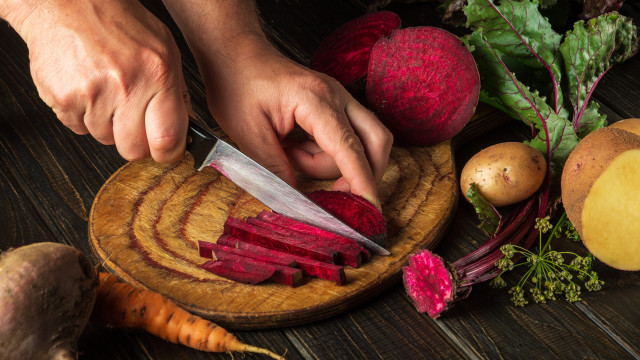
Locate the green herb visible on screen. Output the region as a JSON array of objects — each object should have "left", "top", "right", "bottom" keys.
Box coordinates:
[
  {"left": 490, "top": 213, "right": 604, "bottom": 306},
  {"left": 466, "top": 183, "right": 501, "bottom": 235}
]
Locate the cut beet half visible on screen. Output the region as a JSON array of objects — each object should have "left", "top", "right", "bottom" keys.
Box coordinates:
[
  {"left": 224, "top": 217, "right": 340, "bottom": 264},
  {"left": 217, "top": 235, "right": 346, "bottom": 285},
  {"left": 310, "top": 11, "right": 401, "bottom": 86},
  {"left": 252, "top": 211, "right": 369, "bottom": 266},
  {"left": 365, "top": 26, "right": 480, "bottom": 147},
  {"left": 306, "top": 190, "right": 387, "bottom": 247}
]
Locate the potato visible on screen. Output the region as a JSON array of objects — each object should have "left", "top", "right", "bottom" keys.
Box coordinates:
[
  {"left": 609, "top": 118, "right": 640, "bottom": 136},
  {"left": 460, "top": 142, "right": 546, "bottom": 207},
  {"left": 561, "top": 127, "right": 640, "bottom": 270}
]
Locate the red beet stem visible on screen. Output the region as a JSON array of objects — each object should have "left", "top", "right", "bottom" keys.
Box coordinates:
[
  {"left": 452, "top": 196, "right": 537, "bottom": 268},
  {"left": 224, "top": 217, "right": 340, "bottom": 264},
  {"left": 217, "top": 235, "right": 346, "bottom": 285},
  {"left": 458, "top": 209, "right": 537, "bottom": 285}
]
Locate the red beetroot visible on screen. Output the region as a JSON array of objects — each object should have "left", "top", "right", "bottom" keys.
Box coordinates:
[
  {"left": 403, "top": 196, "right": 539, "bottom": 318},
  {"left": 201, "top": 246, "right": 304, "bottom": 287},
  {"left": 365, "top": 26, "right": 480, "bottom": 146},
  {"left": 256, "top": 210, "right": 370, "bottom": 262},
  {"left": 224, "top": 217, "right": 339, "bottom": 264},
  {"left": 306, "top": 190, "right": 387, "bottom": 247},
  {"left": 246, "top": 215, "right": 363, "bottom": 268},
  {"left": 199, "top": 239, "right": 297, "bottom": 267},
  {"left": 403, "top": 250, "right": 456, "bottom": 318},
  {"left": 202, "top": 260, "right": 275, "bottom": 285},
  {"left": 217, "top": 236, "right": 346, "bottom": 285},
  {"left": 310, "top": 11, "right": 402, "bottom": 86}
]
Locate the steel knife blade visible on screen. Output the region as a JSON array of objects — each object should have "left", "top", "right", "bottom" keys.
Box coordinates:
[{"left": 185, "top": 118, "right": 390, "bottom": 256}]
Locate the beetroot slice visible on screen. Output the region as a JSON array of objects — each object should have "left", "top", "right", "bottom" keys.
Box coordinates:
[
  {"left": 224, "top": 217, "right": 340, "bottom": 264},
  {"left": 246, "top": 215, "right": 363, "bottom": 268},
  {"left": 403, "top": 249, "right": 456, "bottom": 318},
  {"left": 310, "top": 11, "right": 401, "bottom": 86},
  {"left": 306, "top": 190, "right": 387, "bottom": 247},
  {"left": 365, "top": 26, "right": 480, "bottom": 146},
  {"left": 256, "top": 210, "right": 370, "bottom": 262},
  {"left": 217, "top": 236, "right": 346, "bottom": 285},
  {"left": 200, "top": 244, "right": 304, "bottom": 287},
  {"left": 198, "top": 239, "right": 297, "bottom": 267},
  {"left": 202, "top": 260, "right": 275, "bottom": 284}
]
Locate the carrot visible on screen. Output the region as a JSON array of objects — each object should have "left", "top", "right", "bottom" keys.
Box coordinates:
[{"left": 90, "top": 272, "right": 285, "bottom": 359}]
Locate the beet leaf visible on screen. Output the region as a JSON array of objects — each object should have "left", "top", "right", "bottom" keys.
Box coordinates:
[
  {"left": 464, "top": 0, "right": 638, "bottom": 176},
  {"left": 560, "top": 12, "right": 638, "bottom": 136}
]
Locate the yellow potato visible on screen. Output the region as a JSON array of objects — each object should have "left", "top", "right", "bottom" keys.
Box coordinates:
[
  {"left": 609, "top": 118, "right": 640, "bottom": 136},
  {"left": 460, "top": 142, "right": 546, "bottom": 207},
  {"left": 561, "top": 127, "right": 640, "bottom": 270}
]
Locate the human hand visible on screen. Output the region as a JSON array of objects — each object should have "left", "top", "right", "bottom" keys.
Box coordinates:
[
  {"left": 6, "top": 0, "right": 190, "bottom": 163},
  {"left": 200, "top": 37, "right": 393, "bottom": 208}
]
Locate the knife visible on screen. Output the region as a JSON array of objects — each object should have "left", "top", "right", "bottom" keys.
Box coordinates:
[{"left": 185, "top": 118, "right": 390, "bottom": 256}]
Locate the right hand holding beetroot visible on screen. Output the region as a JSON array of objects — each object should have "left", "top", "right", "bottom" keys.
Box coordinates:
[{"left": 3, "top": 0, "right": 190, "bottom": 163}]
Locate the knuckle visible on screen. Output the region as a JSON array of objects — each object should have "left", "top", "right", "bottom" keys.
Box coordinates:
[
  {"left": 339, "top": 129, "right": 364, "bottom": 153},
  {"left": 142, "top": 46, "right": 175, "bottom": 86},
  {"left": 301, "top": 75, "right": 334, "bottom": 97}
]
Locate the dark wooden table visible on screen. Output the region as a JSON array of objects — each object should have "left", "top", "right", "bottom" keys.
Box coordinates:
[{"left": 2, "top": 1, "right": 639, "bottom": 359}]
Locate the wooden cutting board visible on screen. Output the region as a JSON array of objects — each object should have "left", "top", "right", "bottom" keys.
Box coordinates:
[{"left": 89, "top": 137, "right": 458, "bottom": 330}]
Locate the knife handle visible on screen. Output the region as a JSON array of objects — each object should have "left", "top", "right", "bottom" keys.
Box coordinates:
[{"left": 186, "top": 118, "right": 219, "bottom": 170}]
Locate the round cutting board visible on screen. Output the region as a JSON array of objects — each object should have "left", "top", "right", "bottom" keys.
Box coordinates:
[{"left": 89, "top": 141, "right": 458, "bottom": 329}]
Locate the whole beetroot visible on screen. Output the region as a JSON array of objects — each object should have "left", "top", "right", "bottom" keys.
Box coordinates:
[
  {"left": 366, "top": 26, "right": 480, "bottom": 146},
  {"left": 0, "top": 242, "right": 98, "bottom": 360}
]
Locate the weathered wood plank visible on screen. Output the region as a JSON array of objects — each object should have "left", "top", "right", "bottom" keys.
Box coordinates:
[{"left": 283, "top": 289, "right": 467, "bottom": 360}]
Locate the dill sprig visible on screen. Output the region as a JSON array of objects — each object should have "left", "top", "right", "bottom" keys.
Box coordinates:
[{"left": 490, "top": 213, "right": 604, "bottom": 306}]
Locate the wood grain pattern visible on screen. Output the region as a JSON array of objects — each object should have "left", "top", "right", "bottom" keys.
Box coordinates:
[{"left": 89, "top": 140, "right": 458, "bottom": 329}]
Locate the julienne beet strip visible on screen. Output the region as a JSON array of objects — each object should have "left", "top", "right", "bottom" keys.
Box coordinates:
[
  {"left": 201, "top": 260, "right": 275, "bottom": 285},
  {"left": 245, "top": 216, "right": 363, "bottom": 268},
  {"left": 224, "top": 217, "right": 340, "bottom": 264},
  {"left": 198, "top": 239, "right": 297, "bottom": 267},
  {"left": 200, "top": 244, "right": 304, "bottom": 287},
  {"left": 216, "top": 235, "right": 346, "bottom": 285},
  {"left": 256, "top": 210, "right": 371, "bottom": 262}
]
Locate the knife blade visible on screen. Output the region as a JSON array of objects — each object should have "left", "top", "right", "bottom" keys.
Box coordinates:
[{"left": 185, "top": 118, "right": 390, "bottom": 256}]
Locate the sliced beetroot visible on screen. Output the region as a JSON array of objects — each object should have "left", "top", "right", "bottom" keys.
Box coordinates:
[
  {"left": 198, "top": 239, "right": 297, "bottom": 267},
  {"left": 217, "top": 236, "right": 346, "bottom": 285},
  {"left": 254, "top": 210, "right": 370, "bottom": 263},
  {"left": 306, "top": 190, "right": 387, "bottom": 247},
  {"left": 202, "top": 259, "right": 276, "bottom": 285},
  {"left": 201, "top": 246, "right": 304, "bottom": 287},
  {"left": 402, "top": 249, "right": 456, "bottom": 318},
  {"left": 310, "top": 11, "right": 401, "bottom": 86},
  {"left": 224, "top": 217, "right": 339, "bottom": 264},
  {"left": 365, "top": 26, "right": 480, "bottom": 146}
]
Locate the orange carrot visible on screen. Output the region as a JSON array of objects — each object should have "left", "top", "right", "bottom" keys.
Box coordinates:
[{"left": 91, "top": 272, "right": 285, "bottom": 359}]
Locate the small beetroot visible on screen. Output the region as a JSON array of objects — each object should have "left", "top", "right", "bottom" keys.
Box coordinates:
[
  {"left": 366, "top": 26, "right": 480, "bottom": 146},
  {"left": 310, "top": 11, "right": 402, "bottom": 86}
]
